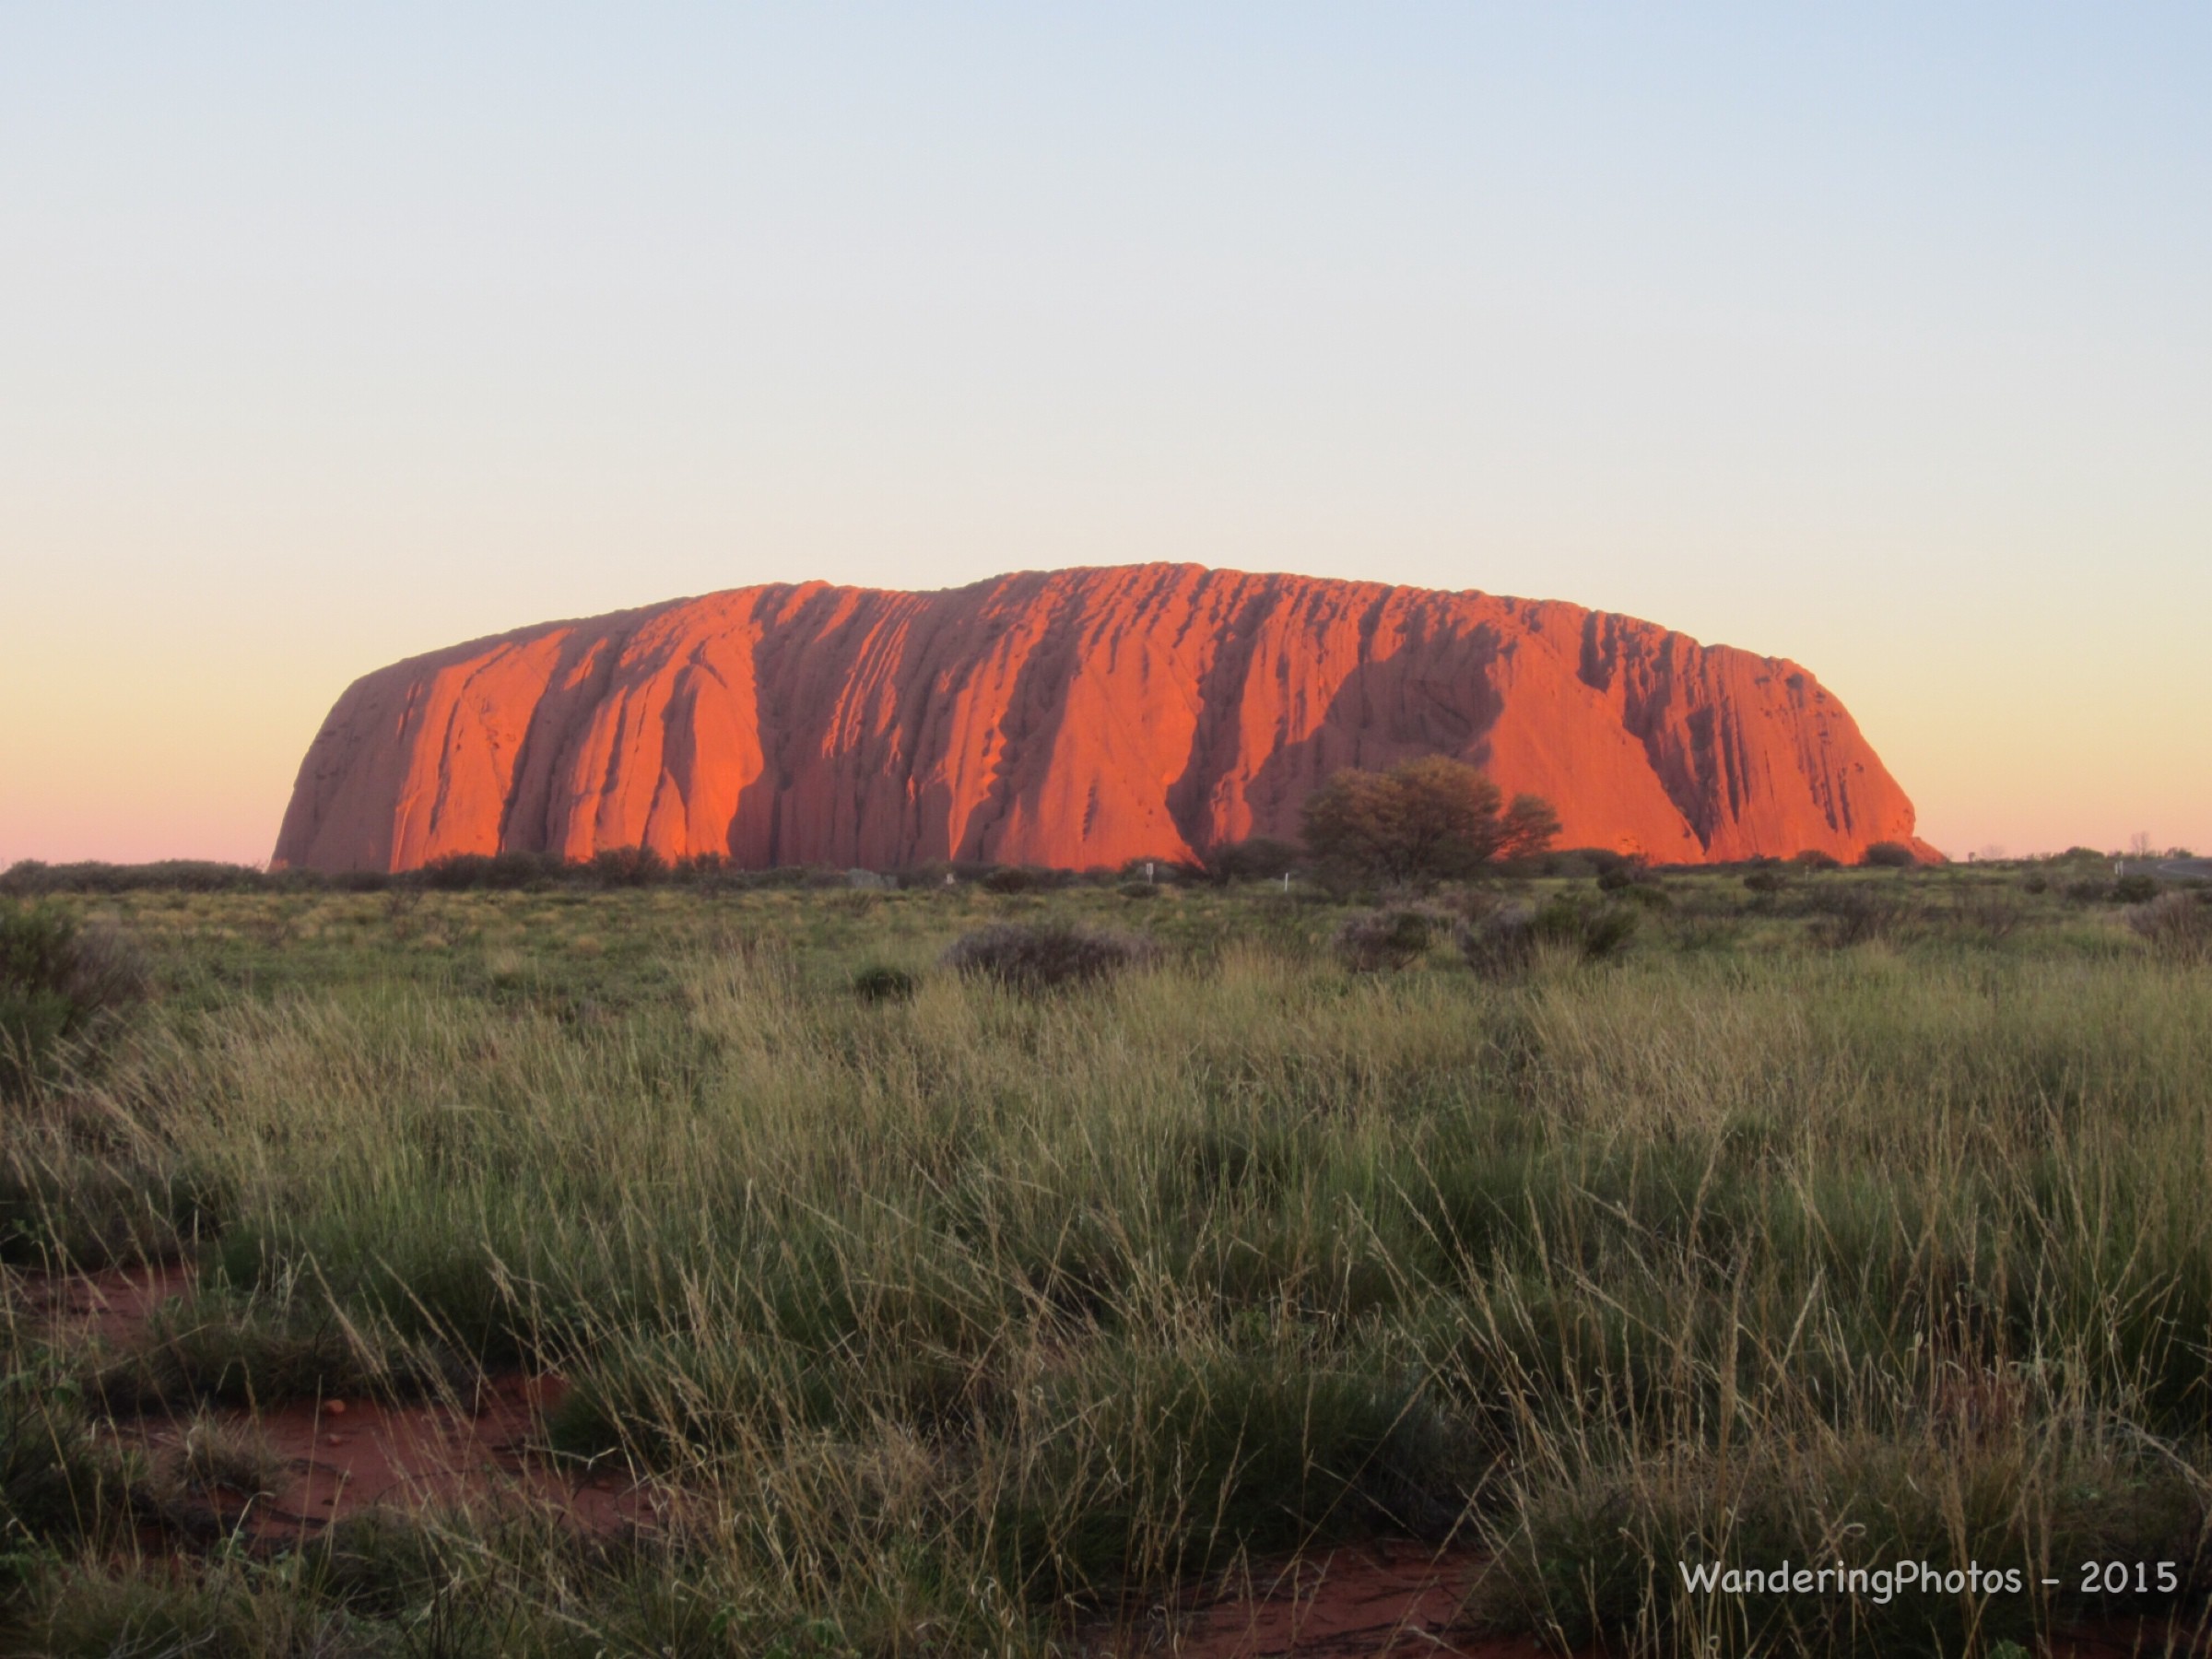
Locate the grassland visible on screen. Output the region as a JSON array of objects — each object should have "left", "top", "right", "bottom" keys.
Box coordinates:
[{"left": 3, "top": 859, "right": 2209, "bottom": 1656}]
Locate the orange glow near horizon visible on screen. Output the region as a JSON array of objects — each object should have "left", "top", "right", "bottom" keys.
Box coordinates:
[{"left": 5, "top": 551, "right": 2206, "bottom": 869}]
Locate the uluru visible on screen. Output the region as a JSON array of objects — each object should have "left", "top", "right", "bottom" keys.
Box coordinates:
[{"left": 272, "top": 563, "right": 1929, "bottom": 873}]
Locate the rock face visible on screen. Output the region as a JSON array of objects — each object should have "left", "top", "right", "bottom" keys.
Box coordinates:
[{"left": 274, "top": 564, "right": 1931, "bottom": 872}]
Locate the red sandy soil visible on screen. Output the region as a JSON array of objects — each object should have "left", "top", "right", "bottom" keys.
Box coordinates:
[
  {"left": 15, "top": 1262, "right": 655, "bottom": 1540},
  {"left": 20, "top": 1258, "right": 198, "bottom": 1347},
  {"left": 272, "top": 563, "right": 1933, "bottom": 875},
  {"left": 120, "top": 1371, "right": 654, "bottom": 1544}
]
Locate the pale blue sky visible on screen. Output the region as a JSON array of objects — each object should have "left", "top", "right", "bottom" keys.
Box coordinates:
[{"left": 5, "top": 6, "right": 2207, "bottom": 859}]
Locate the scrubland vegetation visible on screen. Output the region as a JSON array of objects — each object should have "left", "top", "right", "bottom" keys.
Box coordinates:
[{"left": 3, "top": 853, "right": 2210, "bottom": 1656}]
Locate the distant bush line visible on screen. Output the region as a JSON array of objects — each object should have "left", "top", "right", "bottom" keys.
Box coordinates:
[{"left": 5, "top": 842, "right": 2193, "bottom": 900}]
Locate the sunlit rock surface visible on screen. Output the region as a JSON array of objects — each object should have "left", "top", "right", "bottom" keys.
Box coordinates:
[{"left": 274, "top": 564, "right": 1931, "bottom": 872}]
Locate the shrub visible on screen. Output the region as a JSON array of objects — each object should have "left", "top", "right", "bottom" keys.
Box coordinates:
[
  {"left": 942, "top": 923, "right": 1156, "bottom": 992},
  {"left": 1457, "top": 904, "right": 1536, "bottom": 977},
  {"left": 1202, "top": 837, "right": 1306, "bottom": 885},
  {"left": 1810, "top": 887, "right": 1914, "bottom": 947},
  {"left": 1332, "top": 907, "right": 1443, "bottom": 973},
  {"left": 851, "top": 965, "right": 920, "bottom": 1004},
  {"left": 413, "top": 850, "right": 568, "bottom": 889},
  {"left": 1791, "top": 849, "right": 1841, "bottom": 871},
  {"left": 1860, "top": 841, "right": 1917, "bottom": 868},
  {"left": 1, "top": 859, "right": 271, "bottom": 897},
  {"left": 0, "top": 905, "right": 147, "bottom": 1097},
  {"left": 590, "top": 846, "right": 669, "bottom": 887},
  {"left": 2022, "top": 872, "right": 2049, "bottom": 894},
  {"left": 2128, "top": 891, "right": 2212, "bottom": 966},
  {"left": 1743, "top": 869, "right": 1786, "bottom": 894},
  {"left": 2113, "top": 873, "right": 2160, "bottom": 904},
  {"left": 982, "top": 866, "right": 1042, "bottom": 894},
  {"left": 413, "top": 853, "right": 492, "bottom": 890},
  {"left": 1116, "top": 880, "right": 1159, "bottom": 900},
  {"left": 1942, "top": 888, "right": 2023, "bottom": 943},
  {"left": 1594, "top": 860, "right": 1657, "bottom": 893},
  {"left": 1570, "top": 900, "right": 1643, "bottom": 961},
  {"left": 1455, "top": 895, "right": 1640, "bottom": 977}
]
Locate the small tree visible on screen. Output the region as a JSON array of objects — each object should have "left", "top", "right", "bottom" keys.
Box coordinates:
[{"left": 1301, "top": 757, "right": 1558, "bottom": 888}]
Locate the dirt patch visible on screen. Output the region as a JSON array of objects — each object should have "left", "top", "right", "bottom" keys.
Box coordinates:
[
  {"left": 119, "top": 1372, "right": 657, "bottom": 1542},
  {"left": 14, "top": 1259, "right": 198, "bottom": 1347},
  {"left": 21, "top": 1263, "right": 656, "bottom": 1539}
]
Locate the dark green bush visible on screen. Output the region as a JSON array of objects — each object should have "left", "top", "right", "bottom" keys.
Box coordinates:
[
  {"left": 588, "top": 846, "right": 669, "bottom": 887},
  {"left": 1810, "top": 887, "right": 1914, "bottom": 948},
  {"left": 982, "top": 866, "right": 1042, "bottom": 894},
  {"left": 1202, "top": 836, "right": 1306, "bottom": 885},
  {"left": 943, "top": 923, "right": 1157, "bottom": 992},
  {"left": 1571, "top": 900, "right": 1643, "bottom": 960},
  {"left": 0, "top": 906, "right": 147, "bottom": 1097},
  {"left": 1860, "top": 841, "right": 1916, "bottom": 868},
  {"left": 1455, "top": 895, "right": 1640, "bottom": 976},
  {"left": 1333, "top": 907, "right": 1442, "bottom": 973},
  {"left": 1940, "top": 888, "right": 2023, "bottom": 943},
  {"left": 2113, "top": 873, "right": 2160, "bottom": 904},
  {"left": 0, "top": 860, "right": 267, "bottom": 897},
  {"left": 414, "top": 850, "right": 569, "bottom": 889},
  {"left": 1743, "top": 869, "right": 1786, "bottom": 894},
  {"left": 1791, "top": 849, "right": 1841, "bottom": 870},
  {"left": 851, "top": 964, "right": 920, "bottom": 1004}
]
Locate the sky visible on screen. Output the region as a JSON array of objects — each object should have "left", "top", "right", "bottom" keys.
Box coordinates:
[{"left": 4, "top": 5, "right": 2207, "bottom": 865}]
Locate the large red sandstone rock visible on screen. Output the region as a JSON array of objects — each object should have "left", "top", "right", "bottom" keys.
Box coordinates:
[{"left": 273, "top": 564, "right": 1932, "bottom": 872}]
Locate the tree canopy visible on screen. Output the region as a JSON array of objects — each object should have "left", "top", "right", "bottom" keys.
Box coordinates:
[{"left": 1300, "top": 757, "right": 1559, "bottom": 886}]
